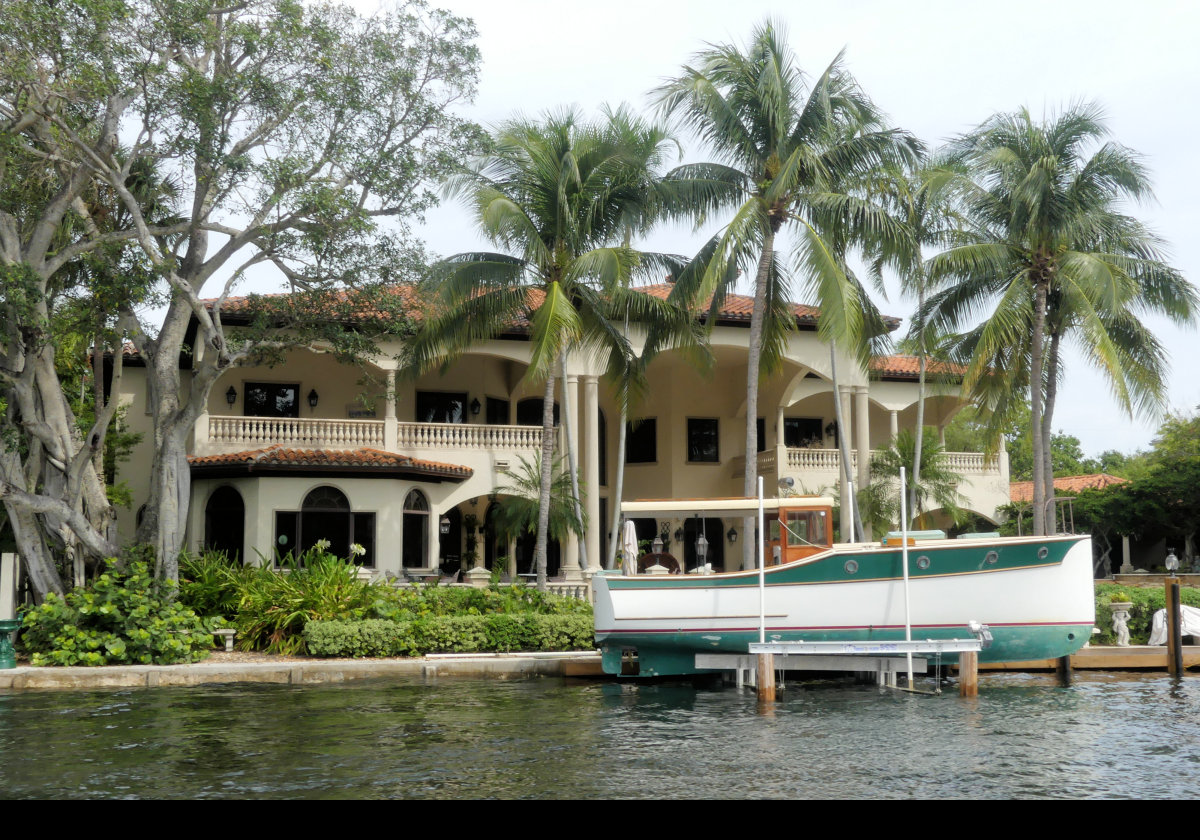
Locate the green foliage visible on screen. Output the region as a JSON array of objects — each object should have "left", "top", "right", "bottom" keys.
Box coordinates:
[
  {"left": 180, "top": 547, "right": 379, "bottom": 655},
  {"left": 1093, "top": 583, "right": 1200, "bottom": 646},
  {"left": 19, "top": 560, "right": 216, "bottom": 666},
  {"left": 859, "top": 430, "right": 965, "bottom": 532},
  {"left": 490, "top": 454, "right": 584, "bottom": 544},
  {"left": 177, "top": 549, "right": 591, "bottom": 655},
  {"left": 304, "top": 614, "right": 594, "bottom": 658}
]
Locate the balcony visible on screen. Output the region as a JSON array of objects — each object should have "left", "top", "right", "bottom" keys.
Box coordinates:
[{"left": 197, "top": 416, "right": 544, "bottom": 457}]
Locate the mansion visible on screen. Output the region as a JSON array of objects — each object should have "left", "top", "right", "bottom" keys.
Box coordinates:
[{"left": 113, "top": 285, "right": 1011, "bottom": 581}]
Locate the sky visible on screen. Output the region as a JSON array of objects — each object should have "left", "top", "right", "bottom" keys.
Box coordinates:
[{"left": 343, "top": 0, "right": 1200, "bottom": 458}]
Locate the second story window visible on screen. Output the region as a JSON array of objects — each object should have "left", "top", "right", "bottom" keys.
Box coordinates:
[
  {"left": 245, "top": 383, "right": 299, "bottom": 418},
  {"left": 688, "top": 418, "right": 719, "bottom": 463},
  {"left": 626, "top": 418, "right": 656, "bottom": 464},
  {"left": 416, "top": 391, "right": 467, "bottom": 424}
]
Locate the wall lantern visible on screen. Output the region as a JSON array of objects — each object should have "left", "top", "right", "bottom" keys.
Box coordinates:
[
  {"left": 470, "top": 397, "right": 481, "bottom": 416},
  {"left": 439, "top": 516, "right": 451, "bottom": 535},
  {"left": 727, "top": 526, "right": 738, "bottom": 544},
  {"left": 225, "top": 386, "right": 237, "bottom": 406},
  {"left": 651, "top": 535, "right": 663, "bottom": 554},
  {"left": 674, "top": 527, "right": 683, "bottom": 543},
  {"left": 307, "top": 389, "right": 319, "bottom": 409}
]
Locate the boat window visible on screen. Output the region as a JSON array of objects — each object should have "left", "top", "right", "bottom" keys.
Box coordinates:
[{"left": 784, "top": 509, "right": 829, "bottom": 547}]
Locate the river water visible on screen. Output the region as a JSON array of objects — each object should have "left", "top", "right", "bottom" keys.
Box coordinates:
[{"left": 1, "top": 672, "right": 1197, "bottom": 799}]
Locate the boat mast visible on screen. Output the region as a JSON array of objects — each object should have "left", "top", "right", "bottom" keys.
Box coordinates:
[
  {"left": 758, "top": 476, "right": 766, "bottom": 645},
  {"left": 900, "top": 467, "right": 914, "bottom": 686}
]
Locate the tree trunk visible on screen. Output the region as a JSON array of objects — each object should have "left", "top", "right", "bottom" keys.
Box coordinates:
[
  {"left": 533, "top": 366, "right": 558, "bottom": 590},
  {"left": 742, "top": 233, "right": 775, "bottom": 570},
  {"left": 830, "top": 344, "right": 865, "bottom": 541},
  {"left": 1030, "top": 279, "right": 1049, "bottom": 536},
  {"left": 607, "top": 399, "right": 628, "bottom": 570},
  {"left": 1041, "top": 328, "right": 1062, "bottom": 535},
  {"left": 558, "top": 354, "right": 587, "bottom": 570},
  {"left": 910, "top": 279, "right": 926, "bottom": 527}
]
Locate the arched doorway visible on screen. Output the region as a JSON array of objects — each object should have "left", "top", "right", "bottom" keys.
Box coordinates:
[
  {"left": 483, "top": 502, "right": 502, "bottom": 570},
  {"left": 438, "top": 506, "right": 462, "bottom": 573},
  {"left": 301, "top": 485, "right": 352, "bottom": 558},
  {"left": 204, "top": 486, "right": 244, "bottom": 562},
  {"left": 681, "top": 517, "right": 726, "bottom": 572},
  {"left": 402, "top": 489, "right": 429, "bottom": 569}
]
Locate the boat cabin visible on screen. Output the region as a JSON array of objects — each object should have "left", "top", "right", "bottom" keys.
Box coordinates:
[{"left": 620, "top": 496, "right": 835, "bottom": 573}]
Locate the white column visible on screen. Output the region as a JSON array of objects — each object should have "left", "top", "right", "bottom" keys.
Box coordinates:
[
  {"left": 838, "top": 385, "right": 853, "bottom": 541},
  {"left": 563, "top": 374, "right": 582, "bottom": 580},
  {"left": 583, "top": 375, "right": 601, "bottom": 573},
  {"left": 889, "top": 410, "right": 899, "bottom": 441},
  {"left": 854, "top": 386, "right": 871, "bottom": 540},
  {"left": 384, "top": 370, "right": 398, "bottom": 451}
]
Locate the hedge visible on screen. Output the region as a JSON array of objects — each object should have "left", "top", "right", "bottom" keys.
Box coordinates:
[{"left": 304, "top": 614, "right": 594, "bottom": 657}]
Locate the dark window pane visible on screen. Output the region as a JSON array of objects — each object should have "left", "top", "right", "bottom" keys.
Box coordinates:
[
  {"left": 626, "top": 418, "right": 656, "bottom": 463},
  {"left": 516, "top": 398, "right": 559, "bottom": 426},
  {"left": 416, "top": 391, "right": 467, "bottom": 424},
  {"left": 756, "top": 417, "right": 766, "bottom": 452},
  {"left": 598, "top": 410, "right": 607, "bottom": 485},
  {"left": 274, "top": 511, "right": 298, "bottom": 564},
  {"left": 352, "top": 512, "right": 376, "bottom": 567},
  {"left": 486, "top": 397, "right": 509, "bottom": 425},
  {"left": 687, "top": 418, "right": 719, "bottom": 463},
  {"left": 784, "top": 417, "right": 824, "bottom": 448},
  {"left": 245, "top": 383, "right": 299, "bottom": 418}
]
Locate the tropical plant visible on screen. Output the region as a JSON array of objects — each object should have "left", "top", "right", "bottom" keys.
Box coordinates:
[
  {"left": 924, "top": 103, "right": 1197, "bottom": 535},
  {"left": 654, "top": 20, "right": 916, "bottom": 559},
  {"left": 488, "top": 454, "right": 584, "bottom": 555},
  {"left": 407, "top": 106, "right": 694, "bottom": 588},
  {"left": 858, "top": 430, "right": 966, "bottom": 534}
]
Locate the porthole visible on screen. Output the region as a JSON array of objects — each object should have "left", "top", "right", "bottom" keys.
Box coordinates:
[
  {"left": 916, "top": 555, "right": 931, "bottom": 570},
  {"left": 985, "top": 550, "right": 999, "bottom": 565},
  {"left": 844, "top": 559, "right": 859, "bottom": 575},
  {"left": 1038, "top": 547, "right": 1049, "bottom": 560}
]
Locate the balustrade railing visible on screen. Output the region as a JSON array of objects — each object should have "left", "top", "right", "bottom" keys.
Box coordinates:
[
  {"left": 395, "top": 422, "right": 542, "bottom": 450},
  {"left": 785, "top": 447, "right": 854, "bottom": 471},
  {"left": 208, "top": 416, "right": 384, "bottom": 448}
]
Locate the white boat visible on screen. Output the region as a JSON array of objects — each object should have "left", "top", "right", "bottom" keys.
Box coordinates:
[{"left": 593, "top": 496, "right": 1095, "bottom": 677}]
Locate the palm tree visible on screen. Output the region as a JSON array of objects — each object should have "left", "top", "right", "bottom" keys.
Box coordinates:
[
  {"left": 490, "top": 454, "right": 583, "bottom": 572},
  {"left": 859, "top": 430, "right": 966, "bottom": 534},
  {"left": 866, "top": 158, "right": 961, "bottom": 519},
  {"left": 925, "top": 104, "right": 1196, "bottom": 535},
  {"left": 655, "top": 21, "right": 915, "bottom": 560},
  {"left": 407, "top": 107, "right": 691, "bottom": 588}
]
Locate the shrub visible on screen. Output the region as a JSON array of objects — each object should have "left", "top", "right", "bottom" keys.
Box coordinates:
[
  {"left": 304, "top": 614, "right": 594, "bottom": 657},
  {"left": 1093, "top": 583, "right": 1200, "bottom": 645},
  {"left": 20, "top": 560, "right": 217, "bottom": 666}
]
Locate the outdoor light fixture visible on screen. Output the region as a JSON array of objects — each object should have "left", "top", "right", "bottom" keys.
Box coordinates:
[
  {"left": 307, "top": 389, "right": 319, "bottom": 409},
  {"left": 439, "top": 516, "right": 451, "bottom": 535},
  {"left": 674, "top": 527, "right": 683, "bottom": 543},
  {"left": 225, "top": 386, "right": 237, "bottom": 405},
  {"left": 1167, "top": 547, "right": 1179, "bottom": 573},
  {"left": 727, "top": 526, "right": 738, "bottom": 543},
  {"left": 652, "top": 535, "right": 663, "bottom": 554},
  {"left": 696, "top": 532, "right": 709, "bottom": 563},
  {"left": 470, "top": 397, "right": 481, "bottom": 416}
]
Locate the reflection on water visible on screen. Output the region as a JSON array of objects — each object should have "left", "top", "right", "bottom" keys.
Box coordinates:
[{"left": 1, "top": 672, "right": 1198, "bottom": 799}]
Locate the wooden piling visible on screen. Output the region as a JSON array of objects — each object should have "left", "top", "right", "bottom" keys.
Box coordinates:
[
  {"left": 1056, "top": 654, "right": 1073, "bottom": 686},
  {"left": 1166, "top": 577, "right": 1183, "bottom": 677},
  {"left": 756, "top": 653, "right": 776, "bottom": 702},
  {"left": 958, "top": 651, "right": 978, "bottom": 698}
]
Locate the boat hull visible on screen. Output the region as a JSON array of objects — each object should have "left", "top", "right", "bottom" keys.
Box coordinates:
[{"left": 594, "top": 534, "right": 1095, "bottom": 677}]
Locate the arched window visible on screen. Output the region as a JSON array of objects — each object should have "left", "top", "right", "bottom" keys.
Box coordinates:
[
  {"left": 204, "top": 486, "right": 245, "bottom": 562},
  {"left": 273, "top": 485, "right": 375, "bottom": 567},
  {"left": 402, "top": 489, "right": 429, "bottom": 569}
]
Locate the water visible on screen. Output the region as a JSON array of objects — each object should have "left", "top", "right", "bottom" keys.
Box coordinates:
[{"left": 1, "top": 672, "right": 1198, "bottom": 799}]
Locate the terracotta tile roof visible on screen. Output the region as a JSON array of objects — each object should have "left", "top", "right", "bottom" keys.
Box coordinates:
[
  {"left": 1009, "top": 473, "right": 1129, "bottom": 503},
  {"left": 188, "top": 445, "right": 472, "bottom": 480},
  {"left": 636, "top": 283, "right": 826, "bottom": 326},
  {"left": 205, "top": 281, "right": 901, "bottom": 333},
  {"left": 869, "top": 354, "right": 966, "bottom": 379}
]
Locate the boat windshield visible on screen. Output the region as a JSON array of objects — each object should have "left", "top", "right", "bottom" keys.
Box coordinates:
[{"left": 783, "top": 509, "right": 828, "bottom": 548}]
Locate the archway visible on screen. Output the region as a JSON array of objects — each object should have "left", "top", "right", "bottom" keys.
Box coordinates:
[
  {"left": 204, "top": 486, "right": 244, "bottom": 562},
  {"left": 402, "top": 489, "right": 430, "bottom": 569},
  {"left": 681, "top": 517, "right": 726, "bottom": 572}
]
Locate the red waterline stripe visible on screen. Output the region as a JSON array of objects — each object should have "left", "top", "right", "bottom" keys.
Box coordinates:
[{"left": 595, "top": 619, "right": 1091, "bottom": 635}]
